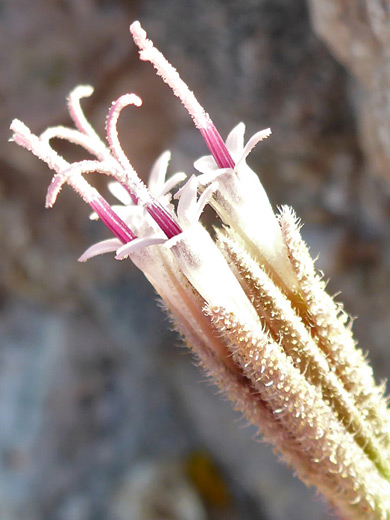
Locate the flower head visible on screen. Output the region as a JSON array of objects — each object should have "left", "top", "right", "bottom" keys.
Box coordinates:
[{"left": 10, "top": 20, "right": 390, "bottom": 520}]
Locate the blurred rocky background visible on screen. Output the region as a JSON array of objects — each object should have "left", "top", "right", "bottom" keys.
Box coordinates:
[{"left": 1, "top": 0, "right": 390, "bottom": 519}]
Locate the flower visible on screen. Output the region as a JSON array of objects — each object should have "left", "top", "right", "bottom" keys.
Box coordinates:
[
  {"left": 83, "top": 151, "right": 186, "bottom": 262},
  {"left": 193, "top": 122, "right": 299, "bottom": 292},
  {"left": 10, "top": 20, "right": 390, "bottom": 520},
  {"left": 129, "top": 21, "right": 297, "bottom": 291}
]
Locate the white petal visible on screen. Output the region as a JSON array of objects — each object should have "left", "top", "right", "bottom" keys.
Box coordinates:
[
  {"left": 236, "top": 128, "right": 271, "bottom": 168},
  {"left": 108, "top": 181, "right": 132, "bottom": 205},
  {"left": 161, "top": 171, "right": 187, "bottom": 196},
  {"left": 115, "top": 236, "right": 166, "bottom": 259},
  {"left": 78, "top": 238, "right": 120, "bottom": 262},
  {"left": 168, "top": 225, "right": 260, "bottom": 328},
  {"left": 196, "top": 167, "right": 231, "bottom": 187},
  {"left": 148, "top": 150, "right": 171, "bottom": 195},
  {"left": 225, "top": 122, "right": 245, "bottom": 158},
  {"left": 175, "top": 176, "right": 218, "bottom": 226},
  {"left": 193, "top": 155, "right": 218, "bottom": 174},
  {"left": 194, "top": 182, "right": 218, "bottom": 222},
  {"left": 176, "top": 175, "right": 198, "bottom": 225}
]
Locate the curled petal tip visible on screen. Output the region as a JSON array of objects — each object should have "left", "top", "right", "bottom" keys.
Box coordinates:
[
  {"left": 10, "top": 119, "right": 30, "bottom": 139},
  {"left": 78, "top": 238, "right": 120, "bottom": 262},
  {"left": 45, "top": 178, "right": 61, "bottom": 208},
  {"left": 129, "top": 20, "right": 141, "bottom": 33},
  {"left": 124, "top": 93, "right": 143, "bottom": 107},
  {"left": 78, "top": 253, "right": 88, "bottom": 263},
  {"left": 129, "top": 21, "right": 148, "bottom": 45},
  {"left": 115, "top": 236, "right": 166, "bottom": 260},
  {"left": 129, "top": 21, "right": 151, "bottom": 54},
  {"left": 110, "top": 93, "right": 143, "bottom": 109},
  {"left": 68, "top": 85, "right": 94, "bottom": 100},
  {"left": 10, "top": 118, "right": 23, "bottom": 130},
  {"left": 160, "top": 150, "right": 171, "bottom": 162},
  {"left": 10, "top": 118, "right": 20, "bottom": 133}
]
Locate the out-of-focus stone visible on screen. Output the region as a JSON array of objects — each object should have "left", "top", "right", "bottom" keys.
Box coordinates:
[
  {"left": 308, "top": 0, "right": 390, "bottom": 184},
  {"left": 110, "top": 459, "right": 206, "bottom": 520}
]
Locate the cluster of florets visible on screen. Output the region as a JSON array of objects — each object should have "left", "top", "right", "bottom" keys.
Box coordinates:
[{"left": 10, "top": 21, "right": 390, "bottom": 520}]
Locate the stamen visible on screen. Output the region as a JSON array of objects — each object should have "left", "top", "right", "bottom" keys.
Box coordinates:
[
  {"left": 12, "top": 86, "right": 184, "bottom": 245},
  {"left": 68, "top": 86, "right": 102, "bottom": 142},
  {"left": 200, "top": 126, "right": 235, "bottom": 169},
  {"left": 40, "top": 126, "right": 109, "bottom": 162},
  {"left": 10, "top": 119, "right": 136, "bottom": 245},
  {"left": 105, "top": 94, "right": 151, "bottom": 202},
  {"left": 130, "top": 21, "right": 235, "bottom": 170},
  {"left": 46, "top": 160, "right": 121, "bottom": 208},
  {"left": 106, "top": 94, "right": 142, "bottom": 171},
  {"left": 106, "top": 92, "right": 182, "bottom": 238},
  {"left": 90, "top": 196, "right": 137, "bottom": 244},
  {"left": 147, "top": 202, "right": 182, "bottom": 239}
]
